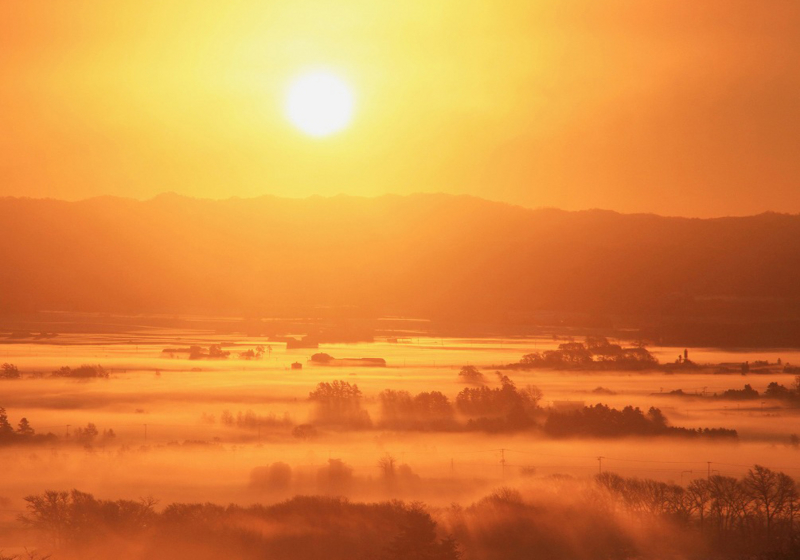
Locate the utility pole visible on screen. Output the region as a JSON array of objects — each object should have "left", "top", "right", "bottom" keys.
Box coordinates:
[
  {"left": 500, "top": 449, "right": 506, "bottom": 480},
  {"left": 597, "top": 456, "right": 604, "bottom": 474}
]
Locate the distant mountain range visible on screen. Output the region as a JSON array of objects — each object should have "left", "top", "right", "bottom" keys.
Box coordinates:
[{"left": 2, "top": 193, "right": 800, "bottom": 345}]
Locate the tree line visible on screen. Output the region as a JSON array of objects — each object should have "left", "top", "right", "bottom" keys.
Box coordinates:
[
  {"left": 503, "top": 337, "right": 659, "bottom": 371},
  {"left": 545, "top": 403, "right": 738, "bottom": 439},
  {"left": 16, "top": 463, "right": 798, "bottom": 560},
  {"left": 307, "top": 377, "right": 736, "bottom": 438},
  {"left": 595, "top": 465, "right": 798, "bottom": 558},
  {"left": 1, "top": 363, "right": 108, "bottom": 379},
  {"left": 0, "top": 407, "right": 113, "bottom": 447},
  {"left": 18, "top": 491, "right": 459, "bottom": 560}
]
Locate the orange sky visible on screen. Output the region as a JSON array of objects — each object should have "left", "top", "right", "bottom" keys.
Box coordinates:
[{"left": 1, "top": 0, "right": 799, "bottom": 217}]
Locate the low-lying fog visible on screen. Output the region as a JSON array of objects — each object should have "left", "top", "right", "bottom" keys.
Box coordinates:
[{"left": 1, "top": 331, "right": 799, "bottom": 556}]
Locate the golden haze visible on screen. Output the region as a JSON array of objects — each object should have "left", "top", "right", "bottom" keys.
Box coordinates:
[{"left": 1, "top": 1, "right": 799, "bottom": 216}]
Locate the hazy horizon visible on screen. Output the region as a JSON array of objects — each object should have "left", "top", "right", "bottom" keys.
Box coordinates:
[
  {"left": 4, "top": 191, "right": 800, "bottom": 220},
  {"left": 3, "top": 1, "right": 800, "bottom": 217}
]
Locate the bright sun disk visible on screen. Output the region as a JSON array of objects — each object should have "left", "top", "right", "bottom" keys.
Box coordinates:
[{"left": 285, "top": 71, "right": 354, "bottom": 138}]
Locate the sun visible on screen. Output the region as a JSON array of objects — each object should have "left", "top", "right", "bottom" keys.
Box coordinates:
[{"left": 285, "top": 71, "right": 355, "bottom": 138}]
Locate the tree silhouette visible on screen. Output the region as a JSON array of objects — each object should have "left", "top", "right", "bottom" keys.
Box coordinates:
[
  {"left": 743, "top": 464, "right": 798, "bottom": 537},
  {"left": 74, "top": 423, "right": 99, "bottom": 444},
  {"left": 1, "top": 363, "right": 20, "bottom": 379},
  {"left": 378, "top": 453, "right": 397, "bottom": 479},
  {"left": 457, "top": 366, "right": 485, "bottom": 385},
  {"left": 387, "top": 503, "right": 460, "bottom": 560},
  {"left": 17, "top": 418, "right": 34, "bottom": 437},
  {"left": 0, "top": 407, "right": 13, "bottom": 438},
  {"left": 309, "top": 380, "right": 371, "bottom": 427}
]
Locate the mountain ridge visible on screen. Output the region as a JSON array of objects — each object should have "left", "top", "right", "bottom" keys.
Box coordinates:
[{"left": 2, "top": 193, "right": 800, "bottom": 344}]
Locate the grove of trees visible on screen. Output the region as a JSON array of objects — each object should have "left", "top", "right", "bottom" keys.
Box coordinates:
[
  {"left": 545, "top": 404, "right": 738, "bottom": 439},
  {"left": 19, "top": 490, "right": 461, "bottom": 560},
  {"left": 513, "top": 337, "right": 659, "bottom": 370},
  {"left": 308, "top": 380, "right": 372, "bottom": 428},
  {"left": 15, "top": 463, "right": 797, "bottom": 560},
  {"left": 0, "top": 407, "right": 57, "bottom": 445}
]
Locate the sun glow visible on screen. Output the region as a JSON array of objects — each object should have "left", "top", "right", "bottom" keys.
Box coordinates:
[{"left": 285, "top": 71, "right": 355, "bottom": 138}]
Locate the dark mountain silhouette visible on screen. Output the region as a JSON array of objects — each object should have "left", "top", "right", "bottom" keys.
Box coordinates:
[{"left": 2, "top": 194, "right": 800, "bottom": 344}]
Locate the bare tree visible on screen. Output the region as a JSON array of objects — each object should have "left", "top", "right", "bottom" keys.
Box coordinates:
[
  {"left": 378, "top": 453, "right": 397, "bottom": 479},
  {"left": 744, "top": 464, "right": 785, "bottom": 537},
  {"left": 688, "top": 479, "right": 711, "bottom": 530}
]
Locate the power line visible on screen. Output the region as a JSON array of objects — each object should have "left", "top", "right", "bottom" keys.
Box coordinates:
[{"left": 603, "top": 456, "right": 708, "bottom": 465}]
